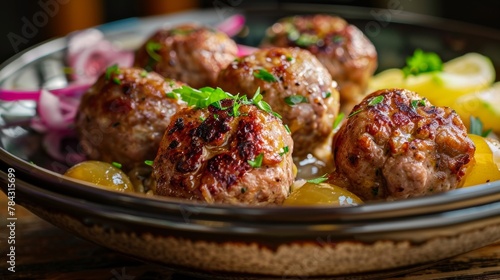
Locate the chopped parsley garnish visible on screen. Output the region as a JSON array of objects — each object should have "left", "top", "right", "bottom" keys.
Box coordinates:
[
  {"left": 146, "top": 41, "right": 162, "bottom": 62},
  {"left": 140, "top": 70, "right": 148, "bottom": 77},
  {"left": 332, "top": 112, "right": 345, "bottom": 130},
  {"left": 169, "top": 86, "right": 282, "bottom": 121},
  {"left": 322, "top": 91, "right": 332, "bottom": 98},
  {"left": 166, "top": 91, "right": 178, "bottom": 99},
  {"left": 469, "top": 116, "right": 492, "bottom": 137},
  {"left": 295, "top": 33, "right": 319, "bottom": 47},
  {"left": 402, "top": 49, "right": 443, "bottom": 78},
  {"left": 284, "top": 95, "right": 308, "bottom": 106},
  {"left": 252, "top": 88, "right": 282, "bottom": 118},
  {"left": 247, "top": 153, "right": 264, "bottom": 168},
  {"left": 332, "top": 35, "right": 344, "bottom": 44},
  {"left": 410, "top": 98, "right": 426, "bottom": 109},
  {"left": 112, "top": 77, "right": 121, "bottom": 85},
  {"left": 144, "top": 160, "right": 153, "bottom": 166},
  {"left": 105, "top": 64, "right": 120, "bottom": 80},
  {"left": 253, "top": 69, "right": 278, "bottom": 82},
  {"left": 284, "top": 124, "right": 291, "bottom": 134},
  {"left": 286, "top": 56, "right": 294, "bottom": 62},
  {"left": 349, "top": 96, "right": 384, "bottom": 118},
  {"left": 112, "top": 162, "right": 122, "bottom": 169},
  {"left": 171, "top": 86, "right": 230, "bottom": 108},
  {"left": 306, "top": 174, "right": 328, "bottom": 184},
  {"left": 279, "top": 146, "right": 289, "bottom": 156}
]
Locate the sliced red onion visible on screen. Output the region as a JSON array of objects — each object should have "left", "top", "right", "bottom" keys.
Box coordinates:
[
  {"left": 237, "top": 44, "right": 258, "bottom": 57},
  {"left": 216, "top": 14, "right": 246, "bottom": 37},
  {"left": 32, "top": 89, "right": 79, "bottom": 132},
  {"left": 0, "top": 83, "right": 90, "bottom": 101}
]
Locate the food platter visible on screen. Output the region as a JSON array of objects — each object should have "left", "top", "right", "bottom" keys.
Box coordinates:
[{"left": 1, "top": 3, "right": 500, "bottom": 279}]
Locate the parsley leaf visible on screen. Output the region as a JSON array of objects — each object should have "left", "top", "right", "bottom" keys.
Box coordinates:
[
  {"left": 105, "top": 64, "right": 120, "bottom": 80},
  {"left": 247, "top": 153, "right": 264, "bottom": 168},
  {"left": 469, "top": 116, "right": 492, "bottom": 137},
  {"left": 402, "top": 49, "right": 443, "bottom": 78},
  {"left": 146, "top": 41, "right": 162, "bottom": 62},
  {"left": 252, "top": 88, "right": 282, "bottom": 118},
  {"left": 306, "top": 174, "right": 328, "bottom": 184},
  {"left": 171, "top": 86, "right": 231, "bottom": 108},
  {"left": 279, "top": 146, "right": 289, "bottom": 156},
  {"left": 410, "top": 98, "right": 427, "bottom": 109},
  {"left": 112, "top": 162, "right": 122, "bottom": 169},
  {"left": 144, "top": 160, "right": 153, "bottom": 166},
  {"left": 284, "top": 95, "right": 308, "bottom": 106},
  {"left": 253, "top": 69, "right": 277, "bottom": 82},
  {"left": 368, "top": 95, "right": 384, "bottom": 106},
  {"left": 349, "top": 96, "right": 384, "bottom": 118},
  {"left": 332, "top": 112, "right": 345, "bottom": 130}
]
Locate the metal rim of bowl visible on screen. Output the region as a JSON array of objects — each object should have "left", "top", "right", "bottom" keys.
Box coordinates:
[{"left": 1, "top": 4, "right": 500, "bottom": 227}]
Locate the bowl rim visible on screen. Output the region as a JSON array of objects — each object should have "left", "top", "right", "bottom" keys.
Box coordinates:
[{"left": 1, "top": 4, "right": 500, "bottom": 225}]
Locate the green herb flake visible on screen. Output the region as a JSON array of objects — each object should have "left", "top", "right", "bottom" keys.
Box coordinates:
[
  {"left": 333, "top": 112, "right": 345, "bottom": 130},
  {"left": 172, "top": 86, "right": 232, "bottom": 109},
  {"left": 241, "top": 187, "right": 247, "bottom": 194},
  {"left": 112, "top": 77, "right": 121, "bottom": 85},
  {"left": 284, "top": 95, "right": 308, "bottom": 106},
  {"left": 402, "top": 49, "right": 443, "bottom": 78},
  {"left": 322, "top": 91, "right": 332, "bottom": 98},
  {"left": 140, "top": 70, "right": 148, "bottom": 77},
  {"left": 251, "top": 88, "right": 282, "bottom": 118},
  {"left": 410, "top": 98, "right": 426, "bottom": 109},
  {"left": 199, "top": 116, "right": 206, "bottom": 122},
  {"left": 144, "top": 160, "right": 154, "bottom": 166},
  {"left": 146, "top": 41, "right": 162, "bottom": 62},
  {"left": 279, "top": 146, "right": 289, "bottom": 156},
  {"left": 348, "top": 109, "right": 362, "bottom": 118},
  {"left": 105, "top": 64, "right": 120, "bottom": 81},
  {"left": 332, "top": 35, "right": 344, "bottom": 44},
  {"left": 112, "top": 162, "right": 122, "bottom": 169},
  {"left": 284, "top": 124, "right": 291, "bottom": 134},
  {"left": 306, "top": 174, "right": 328, "bottom": 184},
  {"left": 368, "top": 95, "right": 384, "bottom": 106},
  {"left": 469, "top": 116, "right": 492, "bottom": 137},
  {"left": 253, "top": 69, "right": 278, "bottom": 82},
  {"left": 295, "top": 33, "right": 319, "bottom": 47},
  {"left": 247, "top": 153, "right": 264, "bottom": 168},
  {"left": 286, "top": 56, "right": 294, "bottom": 62},
  {"left": 166, "top": 91, "right": 178, "bottom": 99}
]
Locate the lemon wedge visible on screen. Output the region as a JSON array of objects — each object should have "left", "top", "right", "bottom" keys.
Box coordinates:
[
  {"left": 453, "top": 82, "right": 500, "bottom": 133},
  {"left": 462, "top": 134, "right": 500, "bottom": 187},
  {"left": 368, "top": 52, "right": 496, "bottom": 107}
]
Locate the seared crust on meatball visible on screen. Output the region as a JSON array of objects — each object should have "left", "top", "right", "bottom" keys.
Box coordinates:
[
  {"left": 152, "top": 99, "right": 294, "bottom": 205},
  {"left": 261, "top": 14, "right": 377, "bottom": 113},
  {"left": 134, "top": 23, "right": 238, "bottom": 88},
  {"left": 329, "top": 88, "right": 475, "bottom": 201},
  {"left": 76, "top": 67, "right": 186, "bottom": 171},
  {"left": 217, "top": 47, "right": 340, "bottom": 157}
]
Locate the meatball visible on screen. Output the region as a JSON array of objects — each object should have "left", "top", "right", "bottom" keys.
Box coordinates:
[
  {"left": 216, "top": 47, "right": 340, "bottom": 158},
  {"left": 261, "top": 14, "right": 377, "bottom": 113},
  {"left": 152, "top": 98, "right": 294, "bottom": 205},
  {"left": 76, "top": 66, "right": 186, "bottom": 171},
  {"left": 134, "top": 23, "right": 238, "bottom": 88},
  {"left": 329, "top": 88, "right": 475, "bottom": 201}
]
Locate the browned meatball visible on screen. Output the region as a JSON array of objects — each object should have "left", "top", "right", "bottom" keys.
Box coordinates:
[
  {"left": 261, "top": 14, "right": 377, "bottom": 113},
  {"left": 329, "top": 88, "right": 475, "bottom": 201},
  {"left": 134, "top": 23, "right": 238, "bottom": 88},
  {"left": 76, "top": 66, "right": 186, "bottom": 171},
  {"left": 152, "top": 98, "right": 294, "bottom": 205},
  {"left": 217, "top": 47, "right": 340, "bottom": 158}
]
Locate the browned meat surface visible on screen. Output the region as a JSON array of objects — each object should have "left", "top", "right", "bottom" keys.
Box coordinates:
[
  {"left": 261, "top": 14, "right": 377, "bottom": 113},
  {"left": 134, "top": 23, "right": 238, "bottom": 88},
  {"left": 329, "top": 88, "right": 475, "bottom": 201},
  {"left": 152, "top": 99, "right": 294, "bottom": 205},
  {"left": 216, "top": 47, "right": 340, "bottom": 158},
  {"left": 76, "top": 67, "right": 186, "bottom": 171}
]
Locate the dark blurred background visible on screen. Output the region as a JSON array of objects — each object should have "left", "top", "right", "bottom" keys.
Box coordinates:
[{"left": 1, "top": 0, "right": 499, "bottom": 64}]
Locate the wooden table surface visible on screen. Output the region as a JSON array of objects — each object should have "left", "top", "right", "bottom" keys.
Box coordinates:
[{"left": 2, "top": 192, "right": 500, "bottom": 280}]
